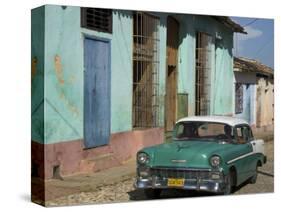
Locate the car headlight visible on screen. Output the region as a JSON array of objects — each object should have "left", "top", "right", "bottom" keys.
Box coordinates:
[
  {"left": 210, "top": 155, "right": 221, "bottom": 167},
  {"left": 137, "top": 152, "right": 149, "bottom": 164}
]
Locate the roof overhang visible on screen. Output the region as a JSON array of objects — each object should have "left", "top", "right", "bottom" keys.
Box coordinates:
[
  {"left": 234, "top": 57, "right": 274, "bottom": 77},
  {"left": 212, "top": 16, "right": 247, "bottom": 34}
]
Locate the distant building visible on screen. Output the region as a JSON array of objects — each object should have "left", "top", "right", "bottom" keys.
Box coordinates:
[
  {"left": 234, "top": 57, "right": 274, "bottom": 133},
  {"left": 31, "top": 5, "right": 245, "bottom": 179}
]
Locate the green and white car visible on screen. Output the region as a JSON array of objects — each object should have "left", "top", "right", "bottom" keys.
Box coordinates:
[{"left": 135, "top": 116, "right": 267, "bottom": 198}]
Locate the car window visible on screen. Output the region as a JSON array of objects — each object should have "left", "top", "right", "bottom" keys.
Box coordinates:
[
  {"left": 235, "top": 125, "right": 252, "bottom": 143},
  {"left": 174, "top": 122, "right": 234, "bottom": 142},
  {"left": 174, "top": 122, "right": 198, "bottom": 139},
  {"left": 177, "top": 124, "right": 184, "bottom": 135},
  {"left": 198, "top": 123, "right": 224, "bottom": 136}
]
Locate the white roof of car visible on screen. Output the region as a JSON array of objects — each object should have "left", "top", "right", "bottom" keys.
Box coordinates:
[{"left": 176, "top": 115, "right": 249, "bottom": 127}]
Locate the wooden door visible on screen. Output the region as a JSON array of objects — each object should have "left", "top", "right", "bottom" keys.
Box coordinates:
[
  {"left": 165, "top": 16, "right": 179, "bottom": 131},
  {"left": 84, "top": 38, "right": 111, "bottom": 148}
]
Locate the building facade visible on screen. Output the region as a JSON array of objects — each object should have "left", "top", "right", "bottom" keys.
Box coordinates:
[
  {"left": 234, "top": 57, "right": 274, "bottom": 133},
  {"left": 31, "top": 5, "right": 244, "bottom": 179}
]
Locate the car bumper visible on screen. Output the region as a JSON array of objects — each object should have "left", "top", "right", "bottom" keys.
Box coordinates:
[{"left": 134, "top": 176, "right": 226, "bottom": 193}]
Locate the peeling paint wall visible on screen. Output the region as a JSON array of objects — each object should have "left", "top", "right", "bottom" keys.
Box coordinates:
[
  {"left": 31, "top": 6, "right": 45, "bottom": 142},
  {"left": 233, "top": 71, "right": 274, "bottom": 128},
  {"left": 44, "top": 5, "right": 84, "bottom": 143},
  {"left": 42, "top": 5, "right": 135, "bottom": 144},
  {"left": 176, "top": 15, "right": 234, "bottom": 116},
  {"left": 256, "top": 76, "right": 274, "bottom": 127},
  {"left": 32, "top": 5, "right": 236, "bottom": 145}
]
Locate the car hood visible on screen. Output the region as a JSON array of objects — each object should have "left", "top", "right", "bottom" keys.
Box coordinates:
[{"left": 143, "top": 140, "right": 236, "bottom": 168}]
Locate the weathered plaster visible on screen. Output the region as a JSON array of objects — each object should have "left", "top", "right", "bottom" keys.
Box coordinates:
[
  {"left": 256, "top": 77, "right": 274, "bottom": 127},
  {"left": 32, "top": 5, "right": 236, "bottom": 145},
  {"left": 31, "top": 6, "right": 45, "bottom": 142},
  {"left": 43, "top": 6, "right": 134, "bottom": 144},
  {"left": 176, "top": 15, "right": 234, "bottom": 116}
]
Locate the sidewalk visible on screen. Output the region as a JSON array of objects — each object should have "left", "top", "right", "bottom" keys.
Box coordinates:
[{"left": 32, "top": 158, "right": 136, "bottom": 203}]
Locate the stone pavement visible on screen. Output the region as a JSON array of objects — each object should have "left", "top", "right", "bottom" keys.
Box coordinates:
[
  {"left": 32, "top": 130, "right": 274, "bottom": 205},
  {"left": 45, "top": 140, "right": 274, "bottom": 206},
  {"left": 32, "top": 158, "right": 136, "bottom": 204}
]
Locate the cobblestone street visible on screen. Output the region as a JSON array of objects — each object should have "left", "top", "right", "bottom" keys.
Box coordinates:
[{"left": 45, "top": 140, "right": 274, "bottom": 206}]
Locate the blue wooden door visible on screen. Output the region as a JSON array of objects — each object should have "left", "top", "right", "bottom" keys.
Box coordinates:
[{"left": 84, "top": 38, "right": 110, "bottom": 148}]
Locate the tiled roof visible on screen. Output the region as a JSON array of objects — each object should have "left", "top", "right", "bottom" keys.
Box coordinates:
[{"left": 234, "top": 57, "right": 274, "bottom": 76}]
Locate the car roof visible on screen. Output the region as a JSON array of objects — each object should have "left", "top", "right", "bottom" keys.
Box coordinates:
[{"left": 176, "top": 115, "right": 249, "bottom": 127}]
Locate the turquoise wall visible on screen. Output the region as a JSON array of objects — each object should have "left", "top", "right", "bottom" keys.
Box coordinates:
[
  {"left": 155, "top": 12, "right": 168, "bottom": 127},
  {"left": 31, "top": 5, "right": 236, "bottom": 144},
  {"left": 31, "top": 6, "right": 45, "bottom": 142},
  {"left": 44, "top": 5, "right": 83, "bottom": 143},
  {"left": 35, "top": 5, "right": 134, "bottom": 144},
  {"left": 176, "top": 15, "right": 234, "bottom": 116}
]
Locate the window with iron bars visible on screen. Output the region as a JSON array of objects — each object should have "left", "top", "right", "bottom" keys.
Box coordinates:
[
  {"left": 132, "top": 12, "right": 160, "bottom": 128},
  {"left": 235, "top": 83, "right": 243, "bottom": 114},
  {"left": 195, "top": 32, "right": 212, "bottom": 115},
  {"left": 81, "top": 7, "right": 112, "bottom": 33}
]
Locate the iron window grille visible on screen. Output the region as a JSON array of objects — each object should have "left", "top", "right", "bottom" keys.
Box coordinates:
[
  {"left": 195, "top": 32, "right": 212, "bottom": 115},
  {"left": 235, "top": 83, "right": 243, "bottom": 114},
  {"left": 81, "top": 7, "right": 112, "bottom": 33},
  {"left": 132, "top": 12, "right": 160, "bottom": 128}
]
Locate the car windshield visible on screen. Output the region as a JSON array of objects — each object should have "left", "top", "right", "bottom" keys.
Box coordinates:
[{"left": 173, "top": 121, "right": 234, "bottom": 142}]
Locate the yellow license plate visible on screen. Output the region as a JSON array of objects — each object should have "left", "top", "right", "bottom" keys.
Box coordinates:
[{"left": 167, "top": 178, "right": 185, "bottom": 187}]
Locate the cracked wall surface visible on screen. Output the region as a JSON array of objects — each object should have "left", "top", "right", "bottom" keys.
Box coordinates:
[{"left": 32, "top": 5, "right": 235, "bottom": 145}]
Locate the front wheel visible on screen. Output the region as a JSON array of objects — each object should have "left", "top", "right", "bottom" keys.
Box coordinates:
[
  {"left": 144, "top": 189, "right": 161, "bottom": 199},
  {"left": 223, "top": 173, "right": 234, "bottom": 195}
]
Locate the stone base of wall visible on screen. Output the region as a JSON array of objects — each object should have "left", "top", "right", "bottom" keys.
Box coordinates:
[{"left": 31, "top": 127, "right": 164, "bottom": 180}]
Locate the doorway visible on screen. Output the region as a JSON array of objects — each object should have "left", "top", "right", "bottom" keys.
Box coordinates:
[{"left": 84, "top": 37, "right": 111, "bottom": 148}]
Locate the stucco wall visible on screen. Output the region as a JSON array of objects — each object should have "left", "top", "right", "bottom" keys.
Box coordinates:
[
  {"left": 233, "top": 71, "right": 274, "bottom": 127},
  {"left": 234, "top": 72, "right": 256, "bottom": 125},
  {"left": 32, "top": 5, "right": 236, "bottom": 144},
  {"left": 256, "top": 76, "right": 274, "bottom": 127},
  {"left": 176, "top": 15, "right": 234, "bottom": 116},
  {"left": 235, "top": 84, "right": 256, "bottom": 125},
  {"left": 43, "top": 5, "right": 134, "bottom": 144},
  {"left": 31, "top": 6, "right": 45, "bottom": 142}
]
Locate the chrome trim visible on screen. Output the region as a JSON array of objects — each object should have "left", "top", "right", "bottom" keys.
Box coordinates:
[
  {"left": 135, "top": 166, "right": 226, "bottom": 193},
  {"left": 171, "top": 159, "right": 187, "bottom": 163},
  {"left": 151, "top": 166, "right": 212, "bottom": 171},
  {"left": 227, "top": 152, "right": 255, "bottom": 164},
  {"left": 135, "top": 176, "right": 226, "bottom": 193}
]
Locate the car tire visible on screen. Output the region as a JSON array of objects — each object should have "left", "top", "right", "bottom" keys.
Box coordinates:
[
  {"left": 223, "top": 173, "right": 234, "bottom": 195},
  {"left": 144, "top": 189, "right": 161, "bottom": 199},
  {"left": 249, "top": 164, "right": 258, "bottom": 184}
]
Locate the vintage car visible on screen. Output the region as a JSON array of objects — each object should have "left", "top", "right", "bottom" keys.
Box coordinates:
[{"left": 135, "top": 116, "right": 267, "bottom": 198}]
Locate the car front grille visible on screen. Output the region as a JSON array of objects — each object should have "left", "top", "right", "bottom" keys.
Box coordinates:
[{"left": 150, "top": 167, "right": 211, "bottom": 179}]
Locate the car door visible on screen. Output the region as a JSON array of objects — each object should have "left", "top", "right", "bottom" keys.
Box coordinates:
[
  {"left": 243, "top": 126, "right": 258, "bottom": 177},
  {"left": 233, "top": 125, "right": 255, "bottom": 184}
]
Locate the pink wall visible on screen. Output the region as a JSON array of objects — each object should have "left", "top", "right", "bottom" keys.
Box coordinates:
[{"left": 32, "top": 128, "right": 164, "bottom": 180}]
